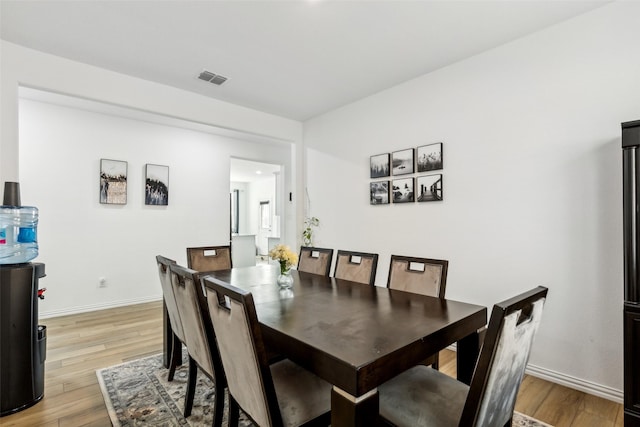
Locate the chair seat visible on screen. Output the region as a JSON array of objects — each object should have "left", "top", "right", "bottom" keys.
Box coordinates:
[
  {"left": 379, "top": 287, "right": 548, "bottom": 427},
  {"left": 379, "top": 366, "right": 469, "bottom": 427},
  {"left": 271, "top": 359, "right": 332, "bottom": 427}
]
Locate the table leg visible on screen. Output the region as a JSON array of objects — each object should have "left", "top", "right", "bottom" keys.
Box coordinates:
[
  {"left": 331, "top": 386, "right": 380, "bottom": 427},
  {"left": 457, "top": 329, "right": 482, "bottom": 385}
]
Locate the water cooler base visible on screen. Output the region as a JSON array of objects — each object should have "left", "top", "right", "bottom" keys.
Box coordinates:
[
  {"left": 1, "top": 395, "right": 44, "bottom": 417},
  {"left": 0, "top": 263, "right": 46, "bottom": 417}
]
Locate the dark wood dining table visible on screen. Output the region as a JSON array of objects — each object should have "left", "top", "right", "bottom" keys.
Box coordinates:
[{"left": 165, "top": 264, "right": 487, "bottom": 427}]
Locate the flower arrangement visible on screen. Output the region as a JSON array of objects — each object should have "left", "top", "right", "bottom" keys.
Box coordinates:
[{"left": 269, "top": 244, "right": 298, "bottom": 275}]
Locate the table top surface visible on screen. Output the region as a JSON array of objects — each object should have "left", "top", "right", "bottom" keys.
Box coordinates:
[{"left": 204, "top": 264, "right": 487, "bottom": 395}]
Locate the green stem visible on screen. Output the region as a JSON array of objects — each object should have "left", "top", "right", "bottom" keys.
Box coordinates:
[{"left": 279, "top": 260, "right": 289, "bottom": 275}]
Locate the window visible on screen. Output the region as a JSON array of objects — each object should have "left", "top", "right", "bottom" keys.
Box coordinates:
[{"left": 260, "top": 201, "right": 270, "bottom": 229}]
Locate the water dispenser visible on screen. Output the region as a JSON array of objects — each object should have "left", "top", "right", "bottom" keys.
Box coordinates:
[{"left": 0, "top": 182, "right": 47, "bottom": 416}]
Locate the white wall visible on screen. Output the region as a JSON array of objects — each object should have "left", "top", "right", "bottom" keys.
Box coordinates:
[
  {"left": 19, "top": 98, "right": 292, "bottom": 317},
  {"left": 0, "top": 41, "right": 303, "bottom": 257},
  {"left": 303, "top": 2, "right": 640, "bottom": 400}
]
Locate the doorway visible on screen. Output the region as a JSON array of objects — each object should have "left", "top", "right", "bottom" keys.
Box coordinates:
[{"left": 230, "top": 158, "right": 282, "bottom": 266}]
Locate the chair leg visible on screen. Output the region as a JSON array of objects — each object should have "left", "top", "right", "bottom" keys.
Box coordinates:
[
  {"left": 168, "top": 334, "right": 182, "bottom": 381},
  {"left": 168, "top": 359, "right": 177, "bottom": 382},
  {"left": 212, "top": 381, "right": 225, "bottom": 427},
  {"left": 184, "top": 356, "right": 198, "bottom": 417},
  {"left": 229, "top": 395, "right": 240, "bottom": 427}
]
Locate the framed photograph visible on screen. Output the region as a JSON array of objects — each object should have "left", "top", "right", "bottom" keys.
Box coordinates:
[
  {"left": 370, "top": 181, "right": 390, "bottom": 205},
  {"left": 392, "top": 148, "right": 414, "bottom": 175},
  {"left": 392, "top": 177, "right": 415, "bottom": 203},
  {"left": 100, "top": 159, "right": 127, "bottom": 205},
  {"left": 417, "top": 143, "right": 443, "bottom": 172},
  {"left": 370, "top": 153, "right": 390, "bottom": 178},
  {"left": 145, "top": 164, "right": 169, "bottom": 205},
  {"left": 417, "top": 174, "right": 443, "bottom": 202}
]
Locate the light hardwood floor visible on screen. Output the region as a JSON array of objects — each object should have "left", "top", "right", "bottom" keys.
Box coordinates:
[{"left": 1, "top": 301, "right": 624, "bottom": 426}]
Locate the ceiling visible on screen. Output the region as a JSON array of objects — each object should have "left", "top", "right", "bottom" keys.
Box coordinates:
[
  {"left": 1, "top": 1, "right": 608, "bottom": 121},
  {"left": 230, "top": 158, "right": 281, "bottom": 183}
]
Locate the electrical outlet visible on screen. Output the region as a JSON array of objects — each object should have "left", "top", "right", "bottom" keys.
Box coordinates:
[{"left": 98, "top": 277, "right": 107, "bottom": 288}]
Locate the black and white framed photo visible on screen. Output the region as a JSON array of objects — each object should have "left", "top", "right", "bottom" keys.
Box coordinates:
[
  {"left": 417, "top": 174, "right": 443, "bottom": 202},
  {"left": 417, "top": 143, "right": 443, "bottom": 172},
  {"left": 370, "top": 181, "right": 390, "bottom": 205},
  {"left": 370, "top": 153, "right": 390, "bottom": 178},
  {"left": 392, "top": 177, "right": 415, "bottom": 203},
  {"left": 145, "top": 164, "right": 169, "bottom": 206},
  {"left": 392, "top": 148, "right": 414, "bottom": 175},
  {"left": 100, "top": 159, "right": 127, "bottom": 205}
]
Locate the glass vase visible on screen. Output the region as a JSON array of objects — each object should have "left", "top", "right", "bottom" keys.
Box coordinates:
[{"left": 277, "top": 269, "right": 293, "bottom": 289}]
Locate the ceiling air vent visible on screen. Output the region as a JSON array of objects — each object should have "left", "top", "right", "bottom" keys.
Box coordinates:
[{"left": 198, "top": 70, "right": 228, "bottom": 86}]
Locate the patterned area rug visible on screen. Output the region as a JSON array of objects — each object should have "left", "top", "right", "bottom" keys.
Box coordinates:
[{"left": 96, "top": 352, "right": 553, "bottom": 426}]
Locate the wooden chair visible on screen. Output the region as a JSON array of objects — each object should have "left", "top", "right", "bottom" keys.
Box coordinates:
[
  {"left": 297, "top": 246, "right": 333, "bottom": 276},
  {"left": 387, "top": 255, "right": 449, "bottom": 369},
  {"left": 387, "top": 255, "right": 448, "bottom": 297},
  {"left": 155, "top": 255, "right": 184, "bottom": 381},
  {"left": 333, "top": 250, "right": 378, "bottom": 285},
  {"left": 169, "top": 263, "right": 226, "bottom": 426},
  {"left": 186, "top": 245, "right": 232, "bottom": 273},
  {"left": 202, "top": 276, "right": 332, "bottom": 427},
  {"left": 379, "top": 286, "right": 548, "bottom": 427}
]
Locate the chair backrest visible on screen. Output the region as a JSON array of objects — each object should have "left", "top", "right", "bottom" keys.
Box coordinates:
[
  {"left": 187, "top": 245, "right": 232, "bottom": 273},
  {"left": 387, "top": 255, "right": 448, "bottom": 297},
  {"left": 460, "top": 286, "right": 548, "bottom": 427},
  {"left": 203, "top": 276, "right": 284, "bottom": 427},
  {"left": 333, "top": 250, "right": 379, "bottom": 285},
  {"left": 168, "top": 263, "right": 223, "bottom": 380},
  {"left": 297, "top": 246, "right": 333, "bottom": 276},
  {"left": 155, "top": 255, "right": 185, "bottom": 343}
]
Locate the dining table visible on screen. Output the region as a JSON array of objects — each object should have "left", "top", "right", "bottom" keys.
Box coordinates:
[{"left": 165, "top": 264, "right": 487, "bottom": 427}]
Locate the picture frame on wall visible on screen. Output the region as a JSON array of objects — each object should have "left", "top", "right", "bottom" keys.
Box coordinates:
[
  {"left": 145, "top": 164, "right": 169, "bottom": 206},
  {"left": 100, "top": 159, "right": 128, "bottom": 205},
  {"left": 392, "top": 177, "right": 414, "bottom": 203},
  {"left": 392, "top": 148, "right": 414, "bottom": 175},
  {"left": 370, "top": 153, "right": 390, "bottom": 178},
  {"left": 370, "top": 181, "right": 390, "bottom": 205},
  {"left": 417, "top": 143, "right": 443, "bottom": 172},
  {"left": 417, "top": 174, "right": 443, "bottom": 202}
]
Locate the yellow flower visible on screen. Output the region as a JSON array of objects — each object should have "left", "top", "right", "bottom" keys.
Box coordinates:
[{"left": 269, "top": 244, "right": 298, "bottom": 271}]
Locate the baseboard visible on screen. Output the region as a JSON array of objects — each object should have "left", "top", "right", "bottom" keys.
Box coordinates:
[
  {"left": 445, "top": 344, "right": 623, "bottom": 404},
  {"left": 525, "top": 364, "right": 623, "bottom": 404},
  {"left": 40, "top": 295, "right": 163, "bottom": 319}
]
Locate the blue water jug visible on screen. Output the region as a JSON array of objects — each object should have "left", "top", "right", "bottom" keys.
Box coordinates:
[{"left": 0, "top": 182, "right": 39, "bottom": 264}]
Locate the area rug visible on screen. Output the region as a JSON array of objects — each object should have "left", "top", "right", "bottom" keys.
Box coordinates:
[{"left": 97, "top": 352, "right": 553, "bottom": 426}]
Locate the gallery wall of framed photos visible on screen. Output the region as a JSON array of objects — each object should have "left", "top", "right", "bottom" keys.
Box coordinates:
[
  {"left": 369, "top": 142, "right": 443, "bottom": 205},
  {"left": 100, "top": 158, "right": 169, "bottom": 206}
]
